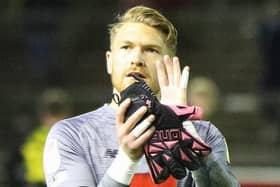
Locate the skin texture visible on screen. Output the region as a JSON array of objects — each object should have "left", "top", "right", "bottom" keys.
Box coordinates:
[{"left": 106, "top": 22, "right": 190, "bottom": 161}]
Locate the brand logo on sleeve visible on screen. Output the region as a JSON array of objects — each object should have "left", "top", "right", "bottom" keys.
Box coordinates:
[{"left": 104, "top": 149, "right": 118, "bottom": 158}]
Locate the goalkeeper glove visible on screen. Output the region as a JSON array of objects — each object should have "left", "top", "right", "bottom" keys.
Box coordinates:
[{"left": 118, "top": 74, "right": 211, "bottom": 184}]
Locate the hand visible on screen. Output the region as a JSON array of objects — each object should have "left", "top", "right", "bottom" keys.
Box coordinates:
[
  {"left": 116, "top": 72, "right": 208, "bottom": 183},
  {"left": 156, "top": 55, "right": 205, "bottom": 145},
  {"left": 157, "top": 55, "right": 189, "bottom": 105},
  {"left": 116, "top": 98, "right": 155, "bottom": 161}
]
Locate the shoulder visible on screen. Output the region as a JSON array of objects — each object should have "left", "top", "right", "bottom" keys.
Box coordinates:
[
  {"left": 192, "top": 120, "right": 231, "bottom": 163},
  {"left": 47, "top": 105, "right": 115, "bottom": 143},
  {"left": 48, "top": 104, "right": 116, "bottom": 139}
]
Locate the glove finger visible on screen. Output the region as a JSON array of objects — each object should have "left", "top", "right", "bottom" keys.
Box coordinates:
[
  {"left": 181, "top": 128, "right": 212, "bottom": 156},
  {"left": 161, "top": 149, "right": 186, "bottom": 179},
  {"left": 144, "top": 144, "right": 170, "bottom": 184},
  {"left": 172, "top": 141, "right": 201, "bottom": 170}
]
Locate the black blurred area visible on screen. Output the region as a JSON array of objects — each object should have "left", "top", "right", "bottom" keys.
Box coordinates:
[{"left": 0, "top": 0, "right": 279, "bottom": 186}]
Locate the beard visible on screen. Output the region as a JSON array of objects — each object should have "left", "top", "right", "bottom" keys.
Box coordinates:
[{"left": 111, "top": 75, "right": 136, "bottom": 93}]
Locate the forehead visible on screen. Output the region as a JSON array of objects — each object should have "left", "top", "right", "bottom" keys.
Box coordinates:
[{"left": 112, "top": 22, "right": 167, "bottom": 48}]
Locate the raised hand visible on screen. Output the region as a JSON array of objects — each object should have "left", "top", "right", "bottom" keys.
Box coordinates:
[{"left": 157, "top": 55, "right": 190, "bottom": 105}]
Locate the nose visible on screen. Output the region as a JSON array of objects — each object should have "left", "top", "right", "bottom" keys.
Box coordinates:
[{"left": 130, "top": 48, "right": 145, "bottom": 66}]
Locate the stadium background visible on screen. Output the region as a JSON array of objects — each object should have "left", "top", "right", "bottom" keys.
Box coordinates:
[{"left": 0, "top": 0, "right": 279, "bottom": 186}]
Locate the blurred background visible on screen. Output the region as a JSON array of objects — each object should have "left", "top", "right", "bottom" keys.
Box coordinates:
[{"left": 0, "top": 0, "right": 280, "bottom": 186}]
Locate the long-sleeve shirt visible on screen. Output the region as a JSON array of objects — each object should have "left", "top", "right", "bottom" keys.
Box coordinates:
[{"left": 43, "top": 104, "right": 240, "bottom": 187}]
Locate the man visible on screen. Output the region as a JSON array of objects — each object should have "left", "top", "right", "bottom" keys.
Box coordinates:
[
  {"left": 22, "top": 88, "right": 72, "bottom": 187},
  {"left": 43, "top": 6, "right": 240, "bottom": 187},
  {"left": 188, "top": 76, "right": 219, "bottom": 119}
]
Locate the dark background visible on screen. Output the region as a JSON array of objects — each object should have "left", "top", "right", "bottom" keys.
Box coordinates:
[{"left": 0, "top": 0, "right": 280, "bottom": 185}]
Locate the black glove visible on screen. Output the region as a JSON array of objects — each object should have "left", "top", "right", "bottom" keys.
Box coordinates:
[{"left": 118, "top": 75, "right": 211, "bottom": 184}]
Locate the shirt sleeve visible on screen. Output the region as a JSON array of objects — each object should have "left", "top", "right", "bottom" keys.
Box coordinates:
[
  {"left": 43, "top": 120, "right": 96, "bottom": 187},
  {"left": 43, "top": 120, "right": 130, "bottom": 187},
  {"left": 191, "top": 121, "right": 240, "bottom": 187}
]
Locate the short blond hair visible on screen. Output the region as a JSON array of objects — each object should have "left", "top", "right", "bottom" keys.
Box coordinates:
[{"left": 108, "top": 6, "right": 178, "bottom": 55}]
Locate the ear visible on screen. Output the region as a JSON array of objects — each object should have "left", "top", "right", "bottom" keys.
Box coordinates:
[{"left": 106, "top": 51, "right": 112, "bottom": 75}]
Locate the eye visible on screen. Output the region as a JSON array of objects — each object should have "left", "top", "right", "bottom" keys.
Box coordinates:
[
  {"left": 146, "top": 48, "right": 159, "bottom": 54},
  {"left": 120, "top": 45, "right": 130, "bottom": 50}
]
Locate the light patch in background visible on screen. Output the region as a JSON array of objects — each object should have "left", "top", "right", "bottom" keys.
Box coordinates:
[{"left": 44, "top": 138, "right": 61, "bottom": 174}]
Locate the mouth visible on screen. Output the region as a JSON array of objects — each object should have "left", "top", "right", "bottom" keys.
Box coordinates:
[{"left": 126, "top": 72, "right": 146, "bottom": 81}]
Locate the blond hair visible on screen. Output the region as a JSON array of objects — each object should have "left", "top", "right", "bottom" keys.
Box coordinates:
[{"left": 108, "top": 6, "right": 178, "bottom": 55}]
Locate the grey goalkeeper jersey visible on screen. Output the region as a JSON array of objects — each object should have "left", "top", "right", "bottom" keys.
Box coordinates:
[{"left": 43, "top": 104, "right": 239, "bottom": 187}]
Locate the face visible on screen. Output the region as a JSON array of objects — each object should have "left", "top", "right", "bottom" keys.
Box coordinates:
[{"left": 106, "top": 22, "right": 169, "bottom": 95}]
